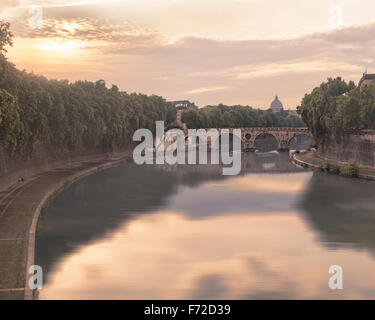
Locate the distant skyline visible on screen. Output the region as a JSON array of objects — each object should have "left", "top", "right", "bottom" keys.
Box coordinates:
[{"left": 1, "top": 0, "right": 375, "bottom": 109}]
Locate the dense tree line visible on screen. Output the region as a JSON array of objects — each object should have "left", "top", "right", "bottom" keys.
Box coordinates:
[
  {"left": 297, "top": 77, "right": 375, "bottom": 142},
  {"left": 0, "top": 22, "right": 176, "bottom": 156},
  {"left": 0, "top": 57, "right": 176, "bottom": 156},
  {"left": 181, "top": 104, "right": 305, "bottom": 129}
]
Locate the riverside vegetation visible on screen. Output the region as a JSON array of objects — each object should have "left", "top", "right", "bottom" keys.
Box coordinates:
[
  {"left": 181, "top": 104, "right": 305, "bottom": 129},
  {"left": 324, "top": 161, "right": 359, "bottom": 178},
  {"left": 0, "top": 21, "right": 176, "bottom": 157},
  {"left": 296, "top": 76, "right": 375, "bottom": 178},
  {"left": 297, "top": 77, "right": 375, "bottom": 142}
]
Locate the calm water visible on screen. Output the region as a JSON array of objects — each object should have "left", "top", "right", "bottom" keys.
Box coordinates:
[{"left": 36, "top": 152, "right": 375, "bottom": 299}]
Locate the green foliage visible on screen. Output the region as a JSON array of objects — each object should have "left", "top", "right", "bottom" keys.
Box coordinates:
[
  {"left": 0, "top": 20, "right": 13, "bottom": 55},
  {"left": 309, "top": 138, "right": 317, "bottom": 148},
  {"left": 324, "top": 162, "right": 331, "bottom": 171},
  {"left": 181, "top": 104, "right": 305, "bottom": 129},
  {"left": 0, "top": 89, "right": 23, "bottom": 155},
  {"left": 0, "top": 56, "right": 176, "bottom": 156},
  {"left": 297, "top": 77, "right": 375, "bottom": 143},
  {"left": 340, "top": 163, "right": 359, "bottom": 178},
  {"left": 324, "top": 162, "right": 340, "bottom": 175},
  {"left": 359, "top": 85, "right": 375, "bottom": 129}
]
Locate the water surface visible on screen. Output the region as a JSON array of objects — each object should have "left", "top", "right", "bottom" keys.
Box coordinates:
[{"left": 36, "top": 152, "right": 375, "bottom": 299}]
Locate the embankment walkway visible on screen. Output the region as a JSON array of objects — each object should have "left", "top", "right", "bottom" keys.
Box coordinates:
[
  {"left": 0, "top": 150, "right": 131, "bottom": 300},
  {"left": 293, "top": 150, "right": 375, "bottom": 180}
]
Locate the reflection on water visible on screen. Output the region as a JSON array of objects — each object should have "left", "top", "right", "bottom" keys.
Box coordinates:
[
  {"left": 36, "top": 152, "right": 375, "bottom": 299},
  {"left": 300, "top": 173, "right": 375, "bottom": 251}
]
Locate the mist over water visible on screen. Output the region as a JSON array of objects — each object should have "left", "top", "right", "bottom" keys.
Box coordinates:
[{"left": 36, "top": 152, "right": 375, "bottom": 299}]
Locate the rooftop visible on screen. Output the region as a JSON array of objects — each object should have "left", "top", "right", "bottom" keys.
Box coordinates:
[{"left": 359, "top": 71, "right": 375, "bottom": 88}]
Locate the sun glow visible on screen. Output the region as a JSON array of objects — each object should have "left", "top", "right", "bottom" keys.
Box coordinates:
[
  {"left": 59, "top": 22, "right": 78, "bottom": 34},
  {"left": 36, "top": 39, "right": 85, "bottom": 56}
]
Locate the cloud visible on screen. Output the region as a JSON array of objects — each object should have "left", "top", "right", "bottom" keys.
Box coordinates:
[
  {"left": 6, "top": 1, "right": 375, "bottom": 107},
  {"left": 10, "top": 16, "right": 160, "bottom": 47},
  {"left": 127, "top": 25, "right": 375, "bottom": 69},
  {"left": 186, "top": 86, "right": 228, "bottom": 94},
  {"left": 91, "top": 23, "right": 374, "bottom": 106},
  {"left": 1, "top": 1, "right": 158, "bottom": 48},
  {"left": 0, "top": 0, "right": 20, "bottom": 14}
]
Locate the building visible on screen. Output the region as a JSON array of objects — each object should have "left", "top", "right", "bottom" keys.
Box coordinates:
[
  {"left": 267, "top": 96, "right": 300, "bottom": 117},
  {"left": 359, "top": 71, "right": 375, "bottom": 89},
  {"left": 171, "top": 100, "right": 196, "bottom": 109},
  {"left": 269, "top": 95, "right": 284, "bottom": 113}
]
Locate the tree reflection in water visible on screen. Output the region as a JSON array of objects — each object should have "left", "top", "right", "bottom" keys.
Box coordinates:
[{"left": 299, "top": 172, "right": 375, "bottom": 252}]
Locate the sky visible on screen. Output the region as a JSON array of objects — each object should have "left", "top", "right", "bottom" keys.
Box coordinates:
[{"left": 1, "top": 0, "right": 375, "bottom": 109}]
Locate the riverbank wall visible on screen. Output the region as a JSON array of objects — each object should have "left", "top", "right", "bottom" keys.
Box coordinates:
[
  {"left": 0, "top": 142, "right": 134, "bottom": 192},
  {"left": 317, "top": 131, "right": 375, "bottom": 168},
  {"left": 0, "top": 148, "right": 133, "bottom": 300}
]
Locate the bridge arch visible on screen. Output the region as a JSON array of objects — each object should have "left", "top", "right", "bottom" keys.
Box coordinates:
[{"left": 253, "top": 132, "right": 280, "bottom": 152}]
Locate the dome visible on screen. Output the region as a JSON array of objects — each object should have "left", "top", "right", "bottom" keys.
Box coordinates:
[{"left": 270, "top": 95, "right": 283, "bottom": 112}]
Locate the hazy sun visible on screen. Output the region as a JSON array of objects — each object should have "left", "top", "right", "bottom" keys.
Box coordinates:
[{"left": 36, "top": 39, "right": 85, "bottom": 56}]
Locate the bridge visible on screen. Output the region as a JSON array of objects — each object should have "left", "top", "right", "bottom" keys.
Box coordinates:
[
  {"left": 212, "top": 127, "right": 311, "bottom": 151},
  {"left": 174, "top": 110, "right": 312, "bottom": 151},
  {"left": 171, "top": 127, "right": 311, "bottom": 151}
]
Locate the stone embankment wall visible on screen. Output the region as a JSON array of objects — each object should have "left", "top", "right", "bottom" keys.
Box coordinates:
[
  {"left": 0, "top": 142, "right": 128, "bottom": 191},
  {"left": 318, "top": 131, "right": 375, "bottom": 167}
]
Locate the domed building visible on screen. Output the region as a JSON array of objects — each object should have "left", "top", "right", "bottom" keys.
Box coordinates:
[{"left": 269, "top": 95, "right": 284, "bottom": 113}]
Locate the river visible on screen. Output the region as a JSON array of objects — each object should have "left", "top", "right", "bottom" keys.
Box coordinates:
[{"left": 35, "top": 151, "right": 375, "bottom": 299}]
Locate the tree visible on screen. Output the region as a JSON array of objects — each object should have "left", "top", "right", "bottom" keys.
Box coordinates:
[
  {"left": 359, "top": 85, "right": 375, "bottom": 129},
  {"left": 0, "top": 89, "right": 23, "bottom": 155},
  {"left": 297, "top": 76, "right": 375, "bottom": 143},
  {"left": 0, "top": 51, "right": 176, "bottom": 156},
  {"left": 182, "top": 104, "right": 304, "bottom": 130},
  {"left": 0, "top": 20, "right": 13, "bottom": 55}
]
